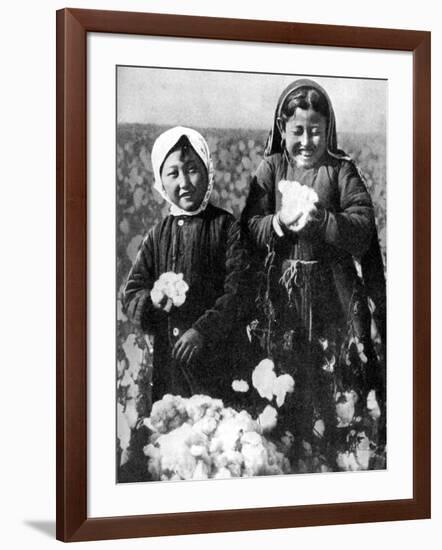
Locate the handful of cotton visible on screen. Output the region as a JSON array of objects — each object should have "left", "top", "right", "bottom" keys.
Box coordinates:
[
  {"left": 278, "top": 180, "right": 319, "bottom": 232},
  {"left": 150, "top": 272, "right": 189, "bottom": 312}
]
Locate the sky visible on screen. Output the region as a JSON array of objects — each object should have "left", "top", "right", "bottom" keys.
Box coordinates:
[{"left": 117, "top": 66, "right": 387, "bottom": 134}]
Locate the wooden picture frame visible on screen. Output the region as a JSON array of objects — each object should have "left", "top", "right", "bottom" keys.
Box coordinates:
[{"left": 56, "top": 7, "right": 431, "bottom": 542}]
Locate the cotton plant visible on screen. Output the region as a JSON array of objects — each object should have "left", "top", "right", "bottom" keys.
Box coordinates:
[{"left": 142, "top": 394, "right": 290, "bottom": 481}]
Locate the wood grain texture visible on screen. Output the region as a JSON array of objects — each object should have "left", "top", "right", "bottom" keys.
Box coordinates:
[{"left": 56, "top": 7, "right": 431, "bottom": 542}]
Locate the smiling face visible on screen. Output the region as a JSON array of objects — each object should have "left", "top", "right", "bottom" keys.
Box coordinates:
[
  {"left": 278, "top": 108, "right": 327, "bottom": 169},
  {"left": 160, "top": 142, "right": 209, "bottom": 212}
]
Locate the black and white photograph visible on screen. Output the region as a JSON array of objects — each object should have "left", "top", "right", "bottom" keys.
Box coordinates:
[{"left": 116, "top": 66, "right": 387, "bottom": 483}]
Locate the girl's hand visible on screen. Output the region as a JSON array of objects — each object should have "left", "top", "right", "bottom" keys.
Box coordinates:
[
  {"left": 172, "top": 328, "right": 204, "bottom": 366},
  {"left": 295, "top": 205, "right": 326, "bottom": 236},
  {"left": 277, "top": 204, "right": 303, "bottom": 231},
  {"left": 151, "top": 292, "right": 173, "bottom": 313}
]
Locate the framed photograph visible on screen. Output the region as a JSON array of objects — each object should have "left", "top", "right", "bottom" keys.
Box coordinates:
[{"left": 56, "top": 8, "right": 431, "bottom": 542}]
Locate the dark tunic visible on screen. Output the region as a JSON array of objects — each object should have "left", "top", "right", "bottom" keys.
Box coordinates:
[
  {"left": 242, "top": 152, "right": 377, "bottom": 330},
  {"left": 123, "top": 204, "right": 252, "bottom": 404}
]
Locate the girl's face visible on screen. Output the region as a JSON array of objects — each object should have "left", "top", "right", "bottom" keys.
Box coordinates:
[
  {"left": 161, "top": 145, "right": 209, "bottom": 212},
  {"left": 279, "top": 107, "right": 327, "bottom": 169}
]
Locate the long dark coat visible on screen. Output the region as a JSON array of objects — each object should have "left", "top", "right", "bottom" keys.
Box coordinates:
[{"left": 123, "top": 204, "right": 252, "bottom": 405}]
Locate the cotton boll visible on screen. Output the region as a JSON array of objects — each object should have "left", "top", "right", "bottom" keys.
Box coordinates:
[
  {"left": 213, "top": 450, "right": 244, "bottom": 477},
  {"left": 224, "top": 450, "right": 244, "bottom": 477},
  {"left": 241, "top": 431, "right": 263, "bottom": 447},
  {"left": 187, "top": 428, "right": 209, "bottom": 449},
  {"left": 355, "top": 432, "right": 372, "bottom": 470},
  {"left": 193, "top": 415, "right": 219, "bottom": 436},
  {"left": 236, "top": 410, "right": 259, "bottom": 430},
  {"left": 335, "top": 390, "right": 358, "bottom": 427},
  {"left": 242, "top": 441, "right": 267, "bottom": 475},
  {"left": 220, "top": 407, "right": 237, "bottom": 421},
  {"left": 154, "top": 272, "right": 189, "bottom": 308},
  {"left": 156, "top": 422, "right": 194, "bottom": 453},
  {"left": 232, "top": 379, "right": 250, "bottom": 393},
  {"left": 171, "top": 293, "right": 185, "bottom": 307},
  {"left": 367, "top": 390, "right": 381, "bottom": 420},
  {"left": 190, "top": 444, "right": 208, "bottom": 459},
  {"left": 336, "top": 451, "right": 359, "bottom": 471},
  {"left": 150, "top": 284, "right": 164, "bottom": 306},
  {"left": 209, "top": 436, "right": 223, "bottom": 455},
  {"left": 149, "top": 394, "right": 188, "bottom": 433},
  {"left": 185, "top": 394, "right": 217, "bottom": 423},
  {"left": 214, "top": 467, "right": 232, "bottom": 479},
  {"left": 174, "top": 278, "right": 189, "bottom": 296},
  {"left": 305, "top": 186, "right": 318, "bottom": 204},
  {"left": 204, "top": 399, "right": 224, "bottom": 418},
  {"left": 157, "top": 424, "right": 196, "bottom": 479},
  {"left": 212, "top": 412, "right": 256, "bottom": 452},
  {"left": 291, "top": 202, "right": 318, "bottom": 232},
  {"left": 313, "top": 418, "right": 325, "bottom": 438},
  {"left": 278, "top": 179, "right": 319, "bottom": 232},
  {"left": 192, "top": 459, "right": 210, "bottom": 480},
  {"left": 252, "top": 358, "right": 277, "bottom": 401},
  {"left": 272, "top": 373, "right": 295, "bottom": 407},
  {"left": 258, "top": 405, "right": 278, "bottom": 433},
  {"left": 278, "top": 179, "right": 298, "bottom": 198},
  {"left": 215, "top": 419, "right": 242, "bottom": 452}
]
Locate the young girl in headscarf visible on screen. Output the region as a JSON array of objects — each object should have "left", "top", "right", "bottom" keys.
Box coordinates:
[
  {"left": 241, "top": 79, "right": 386, "bottom": 472},
  {"left": 124, "top": 127, "right": 252, "bottom": 406}
]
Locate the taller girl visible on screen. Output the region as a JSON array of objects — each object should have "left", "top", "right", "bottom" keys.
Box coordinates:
[{"left": 241, "top": 79, "right": 386, "bottom": 470}]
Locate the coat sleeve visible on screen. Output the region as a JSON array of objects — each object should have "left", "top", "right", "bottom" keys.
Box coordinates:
[
  {"left": 319, "top": 160, "right": 376, "bottom": 257},
  {"left": 122, "top": 230, "right": 166, "bottom": 332},
  {"left": 240, "top": 158, "right": 286, "bottom": 252},
  {"left": 192, "top": 218, "right": 252, "bottom": 344}
]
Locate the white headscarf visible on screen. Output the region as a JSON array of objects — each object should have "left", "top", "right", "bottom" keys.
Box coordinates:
[{"left": 151, "top": 126, "right": 214, "bottom": 217}]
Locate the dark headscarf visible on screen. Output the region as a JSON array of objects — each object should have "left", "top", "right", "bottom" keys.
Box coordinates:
[{"left": 265, "top": 78, "right": 386, "bottom": 341}]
